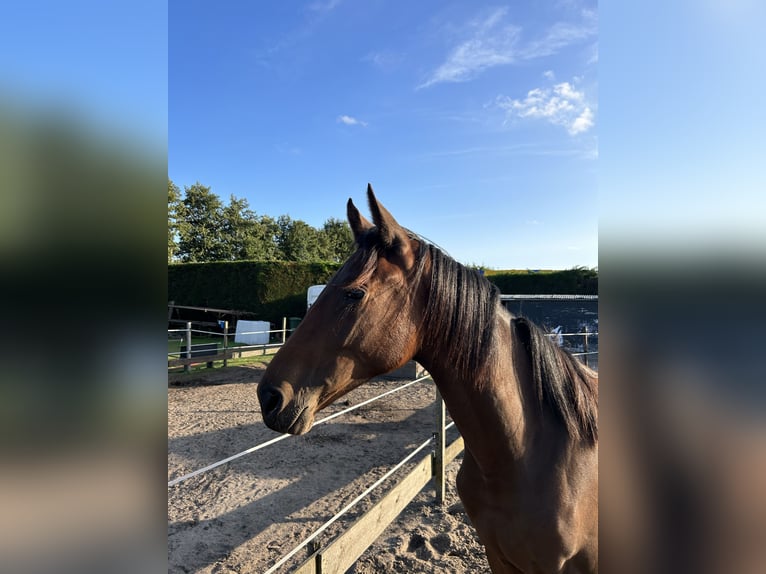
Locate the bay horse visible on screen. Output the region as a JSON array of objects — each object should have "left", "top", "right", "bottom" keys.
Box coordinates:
[{"left": 257, "top": 185, "right": 598, "bottom": 573}]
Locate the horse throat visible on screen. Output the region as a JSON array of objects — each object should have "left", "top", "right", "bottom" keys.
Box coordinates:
[{"left": 415, "top": 313, "right": 535, "bottom": 474}]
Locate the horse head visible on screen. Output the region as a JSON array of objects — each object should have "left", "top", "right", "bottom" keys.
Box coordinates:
[{"left": 257, "top": 185, "right": 427, "bottom": 434}]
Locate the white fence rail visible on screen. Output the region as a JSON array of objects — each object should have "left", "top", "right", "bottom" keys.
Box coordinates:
[{"left": 168, "top": 376, "right": 429, "bottom": 487}]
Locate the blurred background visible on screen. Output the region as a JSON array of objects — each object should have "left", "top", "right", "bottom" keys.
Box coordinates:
[
  {"left": 0, "top": 2, "right": 167, "bottom": 573},
  {"left": 600, "top": 1, "right": 766, "bottom": 572}
]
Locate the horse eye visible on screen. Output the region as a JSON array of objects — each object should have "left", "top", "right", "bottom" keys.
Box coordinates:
[{"left": 345, "top": 288, "right": 366, "bottom": 301}]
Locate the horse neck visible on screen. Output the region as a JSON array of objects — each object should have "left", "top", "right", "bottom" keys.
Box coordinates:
[{"left": 416, "top": 311, "right": 540, "bottom": 475}]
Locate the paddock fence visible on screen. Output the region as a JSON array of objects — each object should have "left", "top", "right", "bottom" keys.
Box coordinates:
[
  {"left": 167, "top": 319, "right": 295, "bottom": 371},
  {"left": 169, "top": 374, "right": 462, "bottom": 573}
]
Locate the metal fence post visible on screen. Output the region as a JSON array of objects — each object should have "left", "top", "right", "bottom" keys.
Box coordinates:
[
  {"left": 582, "top": 325, "right": 589, "bottom": 367},
  {"left": 223, "top": 320, "right": 229, "bottom": 367},
  {"left": 282, "top": 317, "right": 287, "bottom": 344},
  {"left": 433, "top": 385, "right": 446, "bottom": 505},
  {"left": 184, "top": 321, "right": 192, "bottom": 374}
]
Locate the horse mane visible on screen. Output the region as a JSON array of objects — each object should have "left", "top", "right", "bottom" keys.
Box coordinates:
[
  {"left": 420, "top": 244, "right": 500, "bottom": 380},
  {"left": 512, "top": 317, "right": 598, "bottom": 444},
  {"left": 337, "top": 230, "right": 498, "bottom": 379},
  {"left": 339, "top": 230, "right": 598, "bottom": 444},
  {"left": 420, "top": 241, "right": 598, "bottom": 445}
]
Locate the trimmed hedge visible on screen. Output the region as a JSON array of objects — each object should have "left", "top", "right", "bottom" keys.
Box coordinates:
[
  {"left": 168, "top": 261, "right": 340, "bottom": 324},
  {"left": 168, "top": 262, "right": 597, "bottom": 324},
  {"left": 484, "top": 268, "right": 598, "bottom": 295}
]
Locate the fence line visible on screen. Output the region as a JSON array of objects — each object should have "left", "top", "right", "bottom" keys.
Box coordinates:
[
  {"left": 168, "top": 375, "right": 431, "bottom": 488},
  {"left": 262, "top": 435, "right": 437, "bottom": 574},
  {"left": 544, "top": 330, "right": 599, "bottom": 367},
  {"left": 168, "top": 327, "right": 287, "bottom": 338},
  {"left": 167, "top": 342, "right": 285, "bottom": 361},
  {"left": 546, "top": 332, "right": 599, "bottom": 337},
  {"left": 167, "top": 329, "right": 597, "bottom": 360},
  {"left": 499, "top": 294, "right": 598, "bottom": 301},
  {"left": 167, "top": 322, "right": 295, "bottom": 368}
]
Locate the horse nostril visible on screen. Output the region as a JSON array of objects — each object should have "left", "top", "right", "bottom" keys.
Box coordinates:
[{"left": 259, "top": 385, "right": 283, "bottom": 417}]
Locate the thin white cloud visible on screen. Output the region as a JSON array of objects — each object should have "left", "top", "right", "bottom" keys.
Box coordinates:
[
  {"left": 519, "top": 10, "right": 597, "bottom": 59},
  {"left": 586, "top": 42, "right": 598, "bottom": 65},
  {"left": 418, "top": 8, "right": 520, "bottom": 89},
  {"left": 275, "top": 143, "right": 302, "bottom": 155},
  {"left": 496, "top": 81, "right": 595, "bottom": 135},
  {"left": 362, "top": 50, "right": 404, "bottom": 72},
  {"left": 420, "top": 7, "right": 596, "bottom": 89},
  {"left": 308, "top": 0, "right": 342, "bottom": 13},
  {"left": 337, "top": 114, "right": 367, "bottom": 127}
]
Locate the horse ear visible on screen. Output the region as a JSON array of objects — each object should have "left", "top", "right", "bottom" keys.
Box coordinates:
[
  {"left": 347, "top": 198, "right": 373, "bottom": 244},
  {"left": 367, "top": 183, "right": 402, "bottom": 247},
  {"left": 366, "top": 183, "right": 416, "bottom": 269}
]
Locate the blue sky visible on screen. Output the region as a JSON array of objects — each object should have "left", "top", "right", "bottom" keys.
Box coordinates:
[{"left": 169, "top": 1, "right": 598, "bottom": 269}]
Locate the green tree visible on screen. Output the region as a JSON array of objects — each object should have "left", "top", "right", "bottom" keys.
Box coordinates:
[
  {"left": 253, "top": 214, "right": 283, "bottom": 261},
  {"left": 167, "top": 179, "right": 183, "bottom": 262},
  {"left": 219, "top": 195, "right": 287, "bottom": 261},
  {"left": 220, "top": 195, "right": 258, "bottom": 260},
  {"left": 177, "top": 182, "right": 225, "bottom": 262},
  {"left": 319, "top": 217, "right": 355, "bottom": 262},
  {"left": 172, "top": 182, "right": 356, "bottom": 262},
  {"left": 277, "top": 215, "right": 323, "bottom": 262}
]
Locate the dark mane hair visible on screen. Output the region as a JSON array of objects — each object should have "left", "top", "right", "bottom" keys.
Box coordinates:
[
  {"left": 420, "top": 244, "right": 500, "bottom": 380},
  {"left": 337, "top": 231, "right": 597, "bottom": 444},
  {"left": 512, "top": 317, "right": 598, "bottom": 444},
  {"left": 420, "top": 242, "right": 598, "bottom": 444}
]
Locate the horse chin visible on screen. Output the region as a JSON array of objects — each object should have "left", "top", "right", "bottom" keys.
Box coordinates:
[{"left": 287, "top": 407, "right": 315, "bottom": 435}]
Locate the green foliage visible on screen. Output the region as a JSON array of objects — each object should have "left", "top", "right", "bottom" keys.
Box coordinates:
[
  {"left": 484, "top": 267, "right": 598, "bottom": 294},
  {"left": 169, "top": 181, "right": 355, "bottom": 263},
  {"left": 276, "top": 215, "right": 322, "bottom": 262},
  {"left": 320, "top": 217, "right": 355, "bottom": 263},
  {"left": 177, "top": 182, "right": 226, "bottom": 262},
  {"left": 167, "top": 179, "right": 182, "bottom": 262},
  {"left": 168, "top": 261, "right": 341, "bottom": 323},
  {"left": 219, "top": 195, "right": 284, "bottom": 261}
]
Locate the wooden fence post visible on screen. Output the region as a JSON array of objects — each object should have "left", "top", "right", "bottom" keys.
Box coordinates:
[
  {"left": 433, "top": 386, "right": 446, "bottom": 505},
  {"left": 184, "top": 322, "right": 192, "bottom": 374},
  {"left": 223, "top": 320, "right": 229, "bottom": 367}
]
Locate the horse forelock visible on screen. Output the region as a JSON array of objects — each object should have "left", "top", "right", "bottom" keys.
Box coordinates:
[
  {"left": 333, "top": 227, "right": 428, "bottom": 290},
  {"left": 512, "top": 317, "right": 598, "bottom": 444},
  {"left": 335, "top": 244, "right": 380, "bottom": 289}
]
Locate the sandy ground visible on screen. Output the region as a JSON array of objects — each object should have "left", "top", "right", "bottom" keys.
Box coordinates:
[{"left": 168, "top": 364, "right": 490, "bottom": 574}]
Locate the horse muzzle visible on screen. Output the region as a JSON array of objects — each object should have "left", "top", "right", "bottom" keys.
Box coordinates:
[{"left": 257, "top": 381, "right": 316, "bottom": 435}]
